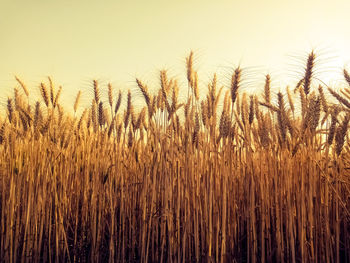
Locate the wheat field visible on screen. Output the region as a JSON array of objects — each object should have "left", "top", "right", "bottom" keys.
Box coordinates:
[{"left": 0, "top": 52, "right": 350, "bottom": 262}]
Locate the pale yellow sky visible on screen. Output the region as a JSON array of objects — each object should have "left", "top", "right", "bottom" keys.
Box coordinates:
[{"left": 1, "top": 0, "right": 350, "bottom": 108}]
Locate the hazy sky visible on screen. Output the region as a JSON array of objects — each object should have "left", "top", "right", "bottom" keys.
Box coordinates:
[{"left": 1, "top": 0, "right": 350, "bottom": 108}]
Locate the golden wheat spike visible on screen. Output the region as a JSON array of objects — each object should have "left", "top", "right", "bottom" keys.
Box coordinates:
[
  {"left": 74, "top": 90, "right": 81, "bottom": 113},
  {"left": 15, "top": 76, "right": 29, "bottom": 97}
]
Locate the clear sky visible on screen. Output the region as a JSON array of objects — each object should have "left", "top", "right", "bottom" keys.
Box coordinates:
[{"left": 1, "top": 0, "right": 350, "bottom": 108}]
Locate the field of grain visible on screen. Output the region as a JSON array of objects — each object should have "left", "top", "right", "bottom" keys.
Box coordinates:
[{"left": 0, "top": 52, "right": 350, "bottom": 262}]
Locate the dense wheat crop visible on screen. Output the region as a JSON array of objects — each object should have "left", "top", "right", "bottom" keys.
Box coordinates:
[{"left": 1, "top": 52, "right": 350, "bottom": 262}]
